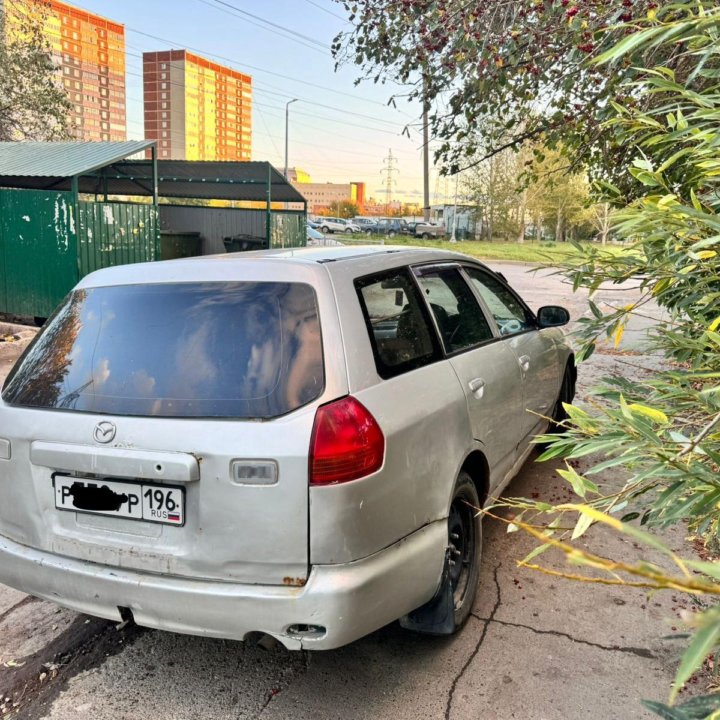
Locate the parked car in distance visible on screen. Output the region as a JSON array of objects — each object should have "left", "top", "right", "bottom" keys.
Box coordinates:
[
  {"left": 307, "top": 226, "right": 324, "bottom": 244},
  {"left": 307, "top": 226, "right": 342, "bottom": 247},
  {"left": 365, "top": 218, "right": 409, "bottom": 237},
  {"left": 0, "top": 246, "right": 574, "bottom": 651},
  {"left": 415, "top": 222, "right": 446, "bottom": 239},
  {"left": 316, "top": 217, "right": 361, "bottom": 234},
  {"left": 352, "top": 217, "right": 379, "bottom": 230}
]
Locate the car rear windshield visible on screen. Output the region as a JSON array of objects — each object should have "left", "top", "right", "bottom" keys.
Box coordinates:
[{"left": 2, "top": 282, "right": 324, "bottom": 419}]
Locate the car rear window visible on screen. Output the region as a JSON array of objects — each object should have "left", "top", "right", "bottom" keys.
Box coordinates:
[{"left": 2, "top": 282, "right": 324, "bottom": 419}]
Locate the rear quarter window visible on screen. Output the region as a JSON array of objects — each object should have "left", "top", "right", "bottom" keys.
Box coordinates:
[
  {"left": 355, "top": 268, "right": 441, "bottom": 379},
  {"left": 2, "top": 281, "right": 324, "bottom": 419}
]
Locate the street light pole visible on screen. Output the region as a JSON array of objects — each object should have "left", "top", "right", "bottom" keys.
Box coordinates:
[
  {"left": 284, "top": 98, "right": 298, "bottom": 179},
  {"left": 450, "top": 173, "right": 459, "bottom": 243}
]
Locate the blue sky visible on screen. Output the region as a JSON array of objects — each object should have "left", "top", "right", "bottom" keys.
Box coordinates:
[{"left": 71, "top": 0, "right": 442, "bottom": 203}]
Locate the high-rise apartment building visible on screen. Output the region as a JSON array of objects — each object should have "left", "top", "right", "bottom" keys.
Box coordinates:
[
  {"left": 143, "top": 50, "right": 252, "bottom": 161},
  {"left": 2, "top": 0, "right": 127, "bottom": 141}
]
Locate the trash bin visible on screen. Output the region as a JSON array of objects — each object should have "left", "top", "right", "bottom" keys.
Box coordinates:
[
  {"left": 223, "top": 234, "right": 267, "bottom": 253},
  {"left": 160, "top": 231, "right": 203, "bottom": 260}
]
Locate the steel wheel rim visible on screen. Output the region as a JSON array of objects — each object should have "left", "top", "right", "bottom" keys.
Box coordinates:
[{"left": 448, "top": 498, "right": 474, "bottom": 609}]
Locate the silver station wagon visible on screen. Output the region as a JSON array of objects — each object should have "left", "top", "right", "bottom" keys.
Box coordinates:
[{"left": 0, "top": 246, "right": 574, "bottom": 650}]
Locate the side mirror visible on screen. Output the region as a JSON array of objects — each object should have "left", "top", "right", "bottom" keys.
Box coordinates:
[{"left": 537, "top": 305, "right": 570, "bottom": 328}]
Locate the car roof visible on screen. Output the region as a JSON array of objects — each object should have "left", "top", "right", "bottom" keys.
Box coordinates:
[{"left": 77, "top": 245, "right": 488, "bottom": 288}]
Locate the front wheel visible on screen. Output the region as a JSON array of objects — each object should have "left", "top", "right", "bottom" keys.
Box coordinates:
[
  {"left": 321, "top": 226, "right": 330, "bottom": 234},
  {"left": 549, "top": 363, "right": 575, "bottom": 431},
  {"left": 422, "top": 232, "right": 430, "bottom": 239}
]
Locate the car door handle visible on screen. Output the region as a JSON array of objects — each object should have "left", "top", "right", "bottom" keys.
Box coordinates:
[
  {"left": 468, "top": 378, "right": 486, "bottom": 399},
  {"left": 519, "top": 355, "right": 531, "bottom": 373}
]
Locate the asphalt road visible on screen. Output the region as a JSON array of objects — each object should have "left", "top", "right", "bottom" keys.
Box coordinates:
[{"left": 0, "top": 260, "right": 689, "bottom": 719}]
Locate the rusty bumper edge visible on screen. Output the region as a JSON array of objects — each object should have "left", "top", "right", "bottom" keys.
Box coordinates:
[{"left": 0, "top": 521, "right": 446, "bottom": 650}]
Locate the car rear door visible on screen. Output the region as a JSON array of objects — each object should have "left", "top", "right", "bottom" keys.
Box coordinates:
[
  {"left": 463, "top": 266, "right": 560, "bottom": 441},
  {"left": 412, "top": 264, "right": 524, "bottom": 488},
  {"left": 0, "top": 273, "right": 344, "bottom": 586}
]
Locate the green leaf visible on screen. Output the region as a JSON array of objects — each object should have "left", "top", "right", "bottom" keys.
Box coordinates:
[
  {"left": 571, "top": 511, "right": 594, "bottom": 540},
  {"left": 594, "top": 25, "right": 670, "bottom": 65},
  {"left": 588, "top": 300, "right": 603, "bottom": 319},
  {"left": 627, "top": 404, "right": 669, "bottom": 424},
  {"left": 557, "top": 464, "right": 598, "bottom": 499},
  {"left": 521, "top": 542, "right": 552, "bottom": 564},
  {"left": 640, "top": 700, "right": 688, "bottom": 720},
  {"left": 671, "top": 621, "right": 720, "bottom": 703},
  {"left": 674, "top": 694, "right": 720, "bottom": 717}
]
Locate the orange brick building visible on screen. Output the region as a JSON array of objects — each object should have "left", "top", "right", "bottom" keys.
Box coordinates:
[
  {"left": 143, "top": 50, "right": 252, "bottom": 161},
  {"left": 3, "top": 0, "right": 127, "bottom": 141}
]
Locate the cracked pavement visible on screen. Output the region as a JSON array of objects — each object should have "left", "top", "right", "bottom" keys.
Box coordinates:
[{"left": 0, "top": 261, "right": 689, "bottom": 719}]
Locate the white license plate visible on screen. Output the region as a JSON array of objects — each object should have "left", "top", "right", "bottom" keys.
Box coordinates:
[{"left": 54, "top": 475, "right": 185, "bottom": 526}]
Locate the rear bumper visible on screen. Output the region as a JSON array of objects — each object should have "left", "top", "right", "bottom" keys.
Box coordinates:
[{"left": 0, "top": 521, "right": 446, "bottom": 650}]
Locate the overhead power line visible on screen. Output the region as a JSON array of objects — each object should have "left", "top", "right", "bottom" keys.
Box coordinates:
[
  {"left": 193, "top": 0, "right": 327, "bottom": 56},
  {"left": 121, "top": 50, "right": 410, "bottom": 136},
  {"left": 210, "top": 0, "right": 328, "bottom": 50},
  {"left": 121, "top": 64, "right": 404, "bottom": 138},
  {"left": 121, "top": 24, "right": 402, "bottom": 112},
  {"left": 123, "top": 39, "right": 414, "bottom": 125},
  {"left": 302, "top": 0, "right": 349, "bottom": 23}
]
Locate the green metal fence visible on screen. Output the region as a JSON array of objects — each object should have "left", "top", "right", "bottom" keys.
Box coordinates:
[
  {"left": 0, "top": 189, "right": 160, "bottom": 318},
  {"left": 77, "top": 202, "right": 159, "bottom": 275},
  {"left": 270, "top": 212, "right": 306, "bottom": 249},
  {"left": 0, "top": 189, "right": 77, "bottom": 318}
]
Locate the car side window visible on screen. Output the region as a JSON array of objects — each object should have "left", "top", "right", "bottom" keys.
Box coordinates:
[
  {"left": 356, "top": 268, "right": 441, "bottom": 379},
  {"left": 414, "top": 267, "right": 494, "bottom": 353},
  {"left": 465, "top": 267, "right": 535, "bottom": 336}
]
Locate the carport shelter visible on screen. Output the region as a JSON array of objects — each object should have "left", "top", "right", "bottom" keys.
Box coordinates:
[{"left": 0, "top": 141, "right": 307, "bottom": 319}]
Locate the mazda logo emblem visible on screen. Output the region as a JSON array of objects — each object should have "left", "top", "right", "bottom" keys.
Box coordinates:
[{"left": 93, "top": 421, "right": 116, "bottom": 444}]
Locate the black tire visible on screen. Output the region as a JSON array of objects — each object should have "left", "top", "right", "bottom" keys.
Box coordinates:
[
  {"left": 388, "top": 230, "right": 397, "bottom": 238},
  {"left": 422, "top": 232, "right": 430, "bottom": 239},
  {"left": 549, "top": 363, "right": 574, "bottom": 431},
  {"left": 448, "top": 471, "right": 482, "bottom": 628},
  {"left": 365, "top": 230, "right": 373, "bottom": 237},
  {"left": 321, "top": 226, "right": 330, "bottom": 234}
]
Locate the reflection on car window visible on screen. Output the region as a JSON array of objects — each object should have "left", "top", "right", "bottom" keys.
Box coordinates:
[
  {"left": 356, "top": 269, "right": 439, "bottom": 378},
  {"left": 415, "top": 268, "right": 493, "bottom": 353},
  {"left": 465, "top": 268, "right": 535, "bottom": 336},
  {"left": 2, "top": 282, "right": 324, "bottom": 419}
]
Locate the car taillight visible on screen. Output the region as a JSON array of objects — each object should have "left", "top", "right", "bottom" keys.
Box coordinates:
[{"left": 309, "top": 397, "right": 385, "bottom": 485}]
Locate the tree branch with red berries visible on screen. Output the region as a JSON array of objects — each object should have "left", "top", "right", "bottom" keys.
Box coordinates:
[{"left": 333, "top": 0, "right": 710, "bottom": 193}]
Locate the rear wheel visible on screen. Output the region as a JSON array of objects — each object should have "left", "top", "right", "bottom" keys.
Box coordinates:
[
  {"left": 399, "top": 470, "right": 481, "bottom": 635},
  {"left": 365, "top": 230, "right": 373, "bottom": 237},
  {"left": 448, "top": 471, "right": 482, "bottom": 627},
  {"left": 422, "top": 232, "right": 430, "bottom": 239},
  {"left": 388, "top": 230, "right": 397, "bottom": 238}
]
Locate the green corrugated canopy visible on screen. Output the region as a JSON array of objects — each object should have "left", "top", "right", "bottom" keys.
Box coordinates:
[
  {"left": 0, "top": 141, "right": 154, "bottom": 178},
  {"left": 0, "top": 142, "right": 306, "bottom": 203}
]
